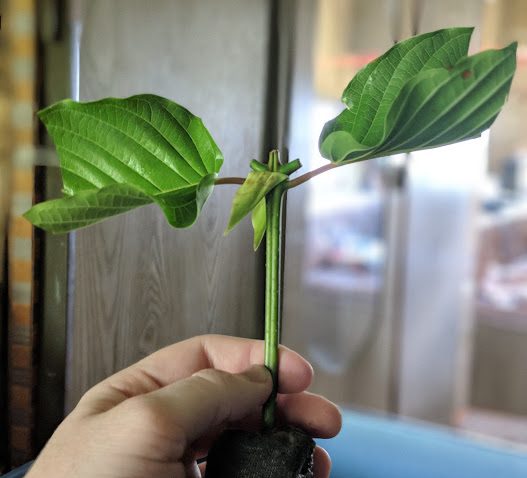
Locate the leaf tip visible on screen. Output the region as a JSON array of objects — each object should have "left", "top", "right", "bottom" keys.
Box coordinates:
[
  {"left": 224, "top": 216, "right": 240, "bottom": 236},
  {"left": 507, "top": 41, "right": 519, "bottom": 54},
  {"left": 252, "top": 230, "right": 265, "bottom": 251},
  {"left": 22, "top": 207, "right": 36, "bottom": 225},
  {"left": 37, "top": 98, "right": 74, "bottom": 120}
]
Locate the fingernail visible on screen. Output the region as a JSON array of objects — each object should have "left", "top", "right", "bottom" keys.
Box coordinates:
[{"left": 243, "top": 365, "right": 272, "bottom": 384}]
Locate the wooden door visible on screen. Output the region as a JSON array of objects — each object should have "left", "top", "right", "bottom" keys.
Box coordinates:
[{"left": 66, "top": 0, "right": 270, "bottom": 410}]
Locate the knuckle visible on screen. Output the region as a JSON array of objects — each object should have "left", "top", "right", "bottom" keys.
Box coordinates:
[
  {"left": 117, "top": 396, "right": 185, "bottom": 460},
  {"left": 200, "top": 333, "right": 217, "bottom": 340},
  {"left": 77, "top": 384, "right": 100, "bottom": 406},
  {"left": 124, "top": 396, "right": 165, "bottom": 429},
  {"left": 192, "top": 368, "right": 231, "bottom": 389}
]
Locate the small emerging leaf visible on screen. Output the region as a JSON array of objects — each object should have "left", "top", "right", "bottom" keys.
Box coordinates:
[
  {"left": 225, "top": 171, "right": 287, "bottom": 234},
  {"left": 251, "top": 198, "right": 266, "bottom": 251},
  {"left": 26, "top": 94, "right": 223, "bottom": 232},
  {"left": 319, "top": 28, "right": 517, "bottom": 163}
]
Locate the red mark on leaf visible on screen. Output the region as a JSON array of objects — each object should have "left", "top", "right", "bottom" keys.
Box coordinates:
[{"left": 462, "top": 70, "right": 472, "bottom": 79}]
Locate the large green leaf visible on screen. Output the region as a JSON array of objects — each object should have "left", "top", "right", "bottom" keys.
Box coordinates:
[
  {"left": 24, "top": 94, "right": 223, "bottom": 232},
  {"left": 24, "top": 184, "right": 152, "bottom": 233},
  {"left": 320, "top": 28, "right": 517, "bottom": 163}
]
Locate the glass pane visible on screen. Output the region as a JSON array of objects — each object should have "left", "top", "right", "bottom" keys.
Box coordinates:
[
  {"left": 283, "top": 0, "right": 396, "bottom": 410},
  {"left": 469, "top": 0, "right": 527, "bottom": 443},
  {"left": 283, "top": 0, "right": 527, "bottom": 448}
]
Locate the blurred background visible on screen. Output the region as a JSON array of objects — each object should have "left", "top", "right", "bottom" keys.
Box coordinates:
[{"left": 0, "top": 0, "right": 526, "bottom": 475}]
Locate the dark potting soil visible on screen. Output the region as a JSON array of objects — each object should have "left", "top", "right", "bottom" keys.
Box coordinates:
[{"left": 205, "top": 426, "right": 315, "bottom": 478}]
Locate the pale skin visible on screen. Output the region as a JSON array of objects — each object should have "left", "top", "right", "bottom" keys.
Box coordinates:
[{"left": 26, "top": 335, "right": 342, "bottom": 478}]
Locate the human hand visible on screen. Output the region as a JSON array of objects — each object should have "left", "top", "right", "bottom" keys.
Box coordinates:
[{"left": 26, "top": 335, "right": 341, "bottom": 478}]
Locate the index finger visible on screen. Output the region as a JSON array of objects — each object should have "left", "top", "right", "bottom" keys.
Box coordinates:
[{"left": 82, "top": 335, "right": 313, "bottom": 412}]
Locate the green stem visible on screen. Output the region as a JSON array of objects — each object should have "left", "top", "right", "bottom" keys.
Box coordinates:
[
  {"left": 215, "top": 176, "right": 245, "bottom": 185},
  {"left": 250, "top": 159, "right": 269, "bottom": 172},
  {"left": 279, "top": 158, "right": 302, "bottom": 175},
  {"left": 263, "top": 150, "right": 285, "bottom": 429},
  {"left": 286, "top": 162, "right": 339, "bottom": 189}
]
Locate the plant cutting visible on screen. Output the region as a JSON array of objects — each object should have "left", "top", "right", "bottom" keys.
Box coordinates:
[{"left": 25, "top": 27, "right": 516, "bottom": 477}]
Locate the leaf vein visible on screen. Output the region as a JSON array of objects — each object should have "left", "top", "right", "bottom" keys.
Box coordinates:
[
  {"left": 110, "top": 99, "right": 207, "bottom": 178},
  {"left": 48, "top": 123, "right": 164, "bottom": 192},
  {"left": 57, "top": 108, "right": 196, "bottom": 185},
  {"left": 144, "top": 98, "right": 209, "bottom": 175},
  {"left": 391, "top": 52, "right": 513, "bottom": 149}
]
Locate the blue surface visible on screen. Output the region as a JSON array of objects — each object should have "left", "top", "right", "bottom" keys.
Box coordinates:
[
  {"left": 320, "top": 410, "right": 527, "bottom": 478},
  {"left": 5, "top": 412, "right": 527, "bottom": 477}
]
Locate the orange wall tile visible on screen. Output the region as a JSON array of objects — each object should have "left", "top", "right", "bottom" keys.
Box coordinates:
[{"left": 12, "top": 260, "right": 31, "bottom": 282}]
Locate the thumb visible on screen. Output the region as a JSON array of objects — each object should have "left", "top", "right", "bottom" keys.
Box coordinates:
[{"left": 139, "top": 365, "right": 272, "bottom": 444}]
